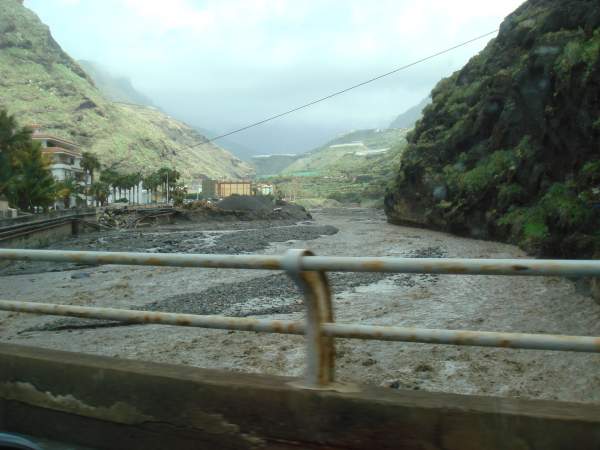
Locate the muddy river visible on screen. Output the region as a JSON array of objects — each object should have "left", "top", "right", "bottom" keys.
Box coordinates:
[{"left": 1, "top": 208, "right": 599, "bottom": 403}]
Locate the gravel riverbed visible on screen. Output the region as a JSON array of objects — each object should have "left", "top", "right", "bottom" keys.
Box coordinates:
[{"left": 1, "top": 207, "right": 599, "bottom": 403}]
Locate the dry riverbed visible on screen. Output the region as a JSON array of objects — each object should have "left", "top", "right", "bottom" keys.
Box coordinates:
[{"left": 1, "top": 208, "right": 599, "bottom": 403}]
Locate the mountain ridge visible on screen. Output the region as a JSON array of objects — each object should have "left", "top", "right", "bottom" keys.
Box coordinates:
[
  {"left": 0, "top": 0, "right": 253, "bottom": 181},
  {"left": 77, "top": 60, "right": 155, "bottom": 107},
  {"left": 388, "top": 97, "right": 431, "bottom": 129}
]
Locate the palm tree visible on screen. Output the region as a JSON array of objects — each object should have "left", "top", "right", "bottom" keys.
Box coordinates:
[
  {"left": 81, "top": 151, "right": 101, "bottom": 185},
  {"left": 143, "top": 173, "right": 160, "bottom": 204},
  {"left": 100, "top": 169, "right": 118, "bottom": 202},
  {"left": 132, "top": 172, "right": 143, "bottom": 204},
  {"left": 156, "top": 167, "right": 181, "bottom": 203},
  {"left": 56, "top": 177, "right": 83, "bottom": 209},
  {"left": 88, "top": 181, "right": 110, "bottom": 206},
  {"left": 125, "top": 173, "right": 138, "bottom": 203}
]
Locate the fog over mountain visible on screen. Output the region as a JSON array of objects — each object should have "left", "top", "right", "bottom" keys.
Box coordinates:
[{"left": 25, "top": 0, "right": 525, "bottom": 156}]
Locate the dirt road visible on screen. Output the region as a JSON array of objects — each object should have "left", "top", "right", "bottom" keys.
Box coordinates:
[{"left": 1, "top": 208, "right": 599, "bottom": 403}]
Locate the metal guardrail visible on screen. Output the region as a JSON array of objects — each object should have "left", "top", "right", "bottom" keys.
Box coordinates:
[
  {"left": 1, "top": 248, "right": 599, "bottom": 389},
  {"left": 0, "top": 208, "right": 97, "bottom": 228},
  {"left": 0, "top": 212, "right": 100, "bottom": 243}
]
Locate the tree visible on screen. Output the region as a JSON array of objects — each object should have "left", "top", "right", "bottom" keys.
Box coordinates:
[
  {"left": 55, "top": 177, "right": 83, "bottom": 209},
  {"left": 0, "top": 110, "right": 56, "bottom": 211},
  {"left": 156, "top": 167, "right": 180, "bottom": 203},
  {"left": 0, "top": 110, "right": 37, "bottom": 198},
  {"left": 100, "top": 169, "right": 119, "bottom": 201},
  {"left": 124, "top": 173, "right": 141, "bottom": 204},
  {"left": 6, "top": 142, "right": 56, "bottom": 212},
  {"left": 143, "top": 172, "right": 160, "bottom": 203},
  {"left": 131, "top": 172, "right": 143, "bottom": 204},
  {"left": 81, "top": 151, "right": 101, "bottom": 185},
  {"left": 88, "top": 181, "right": 110, "bottom": 206},
  {"left": 171, "top": 183, "right": 187, "bottom": 206}
]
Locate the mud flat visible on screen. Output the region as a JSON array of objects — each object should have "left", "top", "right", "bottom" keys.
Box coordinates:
[{"left": 1, "top": 208, "right": 599, "bottom": 403}]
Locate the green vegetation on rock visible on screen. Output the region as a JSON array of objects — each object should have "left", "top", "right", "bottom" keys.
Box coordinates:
[{"left": 385, "top": 0, "right": 600, "bottom": 257}]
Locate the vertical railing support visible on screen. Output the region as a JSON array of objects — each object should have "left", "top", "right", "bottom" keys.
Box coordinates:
[{"left": 283, "top": 249, "right": 335, "bottom": 388}]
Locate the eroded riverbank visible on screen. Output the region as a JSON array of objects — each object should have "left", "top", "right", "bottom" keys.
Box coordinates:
[{"left": 1, "top": 208, "right": 599, "bottom": 403}]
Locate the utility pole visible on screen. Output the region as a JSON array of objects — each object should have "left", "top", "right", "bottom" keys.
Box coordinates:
[{"left": 166, "top": 170, "right": 169, "bottom": 204}]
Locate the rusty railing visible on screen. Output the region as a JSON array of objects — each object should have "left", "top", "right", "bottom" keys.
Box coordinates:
[{"left": 1, "top": 248, "right": 599, "bottom": 389}]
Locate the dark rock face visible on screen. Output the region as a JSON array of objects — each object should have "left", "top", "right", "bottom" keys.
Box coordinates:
[{"left": 385, "top": 0, "right": 600, "bottom": 257}]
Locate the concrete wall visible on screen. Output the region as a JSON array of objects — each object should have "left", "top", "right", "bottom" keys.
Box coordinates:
[
  {"left": 0, "top": 208, "right": 96, "bottom": 228},
  {"left": 1, "top": 343, "right": 599, "bottom": 450},
  {"left": 0, "top": 222, "right": 74, "bottom": 249}
]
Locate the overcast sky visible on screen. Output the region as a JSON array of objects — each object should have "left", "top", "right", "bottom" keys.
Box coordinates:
[{"left": 25, "top": 0, "right": 525, "bottom": 155}]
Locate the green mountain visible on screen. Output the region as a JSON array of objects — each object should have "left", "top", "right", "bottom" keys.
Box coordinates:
[
  {"left": 269, "top": 128, "right": 408, "bottom": 206},
  {"left": 252, "top": 154, "right": 299, "bottom": 177},
  {"left": 0, "top": 0, "right": 253, "bottom": 181},
  {"left": 385, "top": 0, "right": 600, "bottom": 258},
  {"left": 388, "top": 97, "right": 431, "bottom": 129},
  {"left": 281, "top": 128, "right": 408, "bottom": 177},
  {"left": 194, "top": 126, "right": 260, "bottom": 162},
  {"left": 77, "top": 60, "right": 154, "bottom": 107}
]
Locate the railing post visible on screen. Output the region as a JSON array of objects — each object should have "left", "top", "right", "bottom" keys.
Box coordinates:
[{"left": 283, "top": 249, "right": 335, "bottom": 388}]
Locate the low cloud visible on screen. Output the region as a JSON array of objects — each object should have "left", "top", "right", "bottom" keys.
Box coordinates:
[{"left": 26, "top": 0, "right": 524, "bottom": 153}]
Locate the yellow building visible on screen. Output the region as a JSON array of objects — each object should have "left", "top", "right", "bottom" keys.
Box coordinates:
[{"left": 202, "top": 179, "right": 252, "bottom": 198}]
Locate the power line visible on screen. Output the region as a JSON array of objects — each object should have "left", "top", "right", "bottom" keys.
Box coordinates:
[{"left": 205, "top": 29, "right": 498, "bottom": 143}]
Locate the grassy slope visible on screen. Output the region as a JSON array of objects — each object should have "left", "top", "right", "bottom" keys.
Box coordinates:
[
  {"left": 281, "top": 128, "right": 407, "bottom": 176},
  {"left": 269, "top": 128, "right": 408, "bottom": 206},
  {"left": 0, "top": 0, "right": 253, "bottom": 181}
]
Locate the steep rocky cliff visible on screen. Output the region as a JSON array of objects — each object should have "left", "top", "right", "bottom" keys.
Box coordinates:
[
  {"left": 385, "top": 0, "right": 600, "bottom": 257},
  {"left": 0, "top": 0, "right": 253, "bottom": 180},
  {"left": 77, "top": 60, "right": 154, "bottom": 107}
]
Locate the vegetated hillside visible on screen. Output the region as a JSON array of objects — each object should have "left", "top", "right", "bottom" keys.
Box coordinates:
[
  {"left": 282, "top": 128, "right": 408, "bottom": 177},
  {"left": 385, "top": 0, "right": 600, "bottom": 258},
  {"left": 271, "top": 128, "right": 408, "bottom": 206},
  {"left": 78, "top": 60, "right": 154, "bottom": 106},
  {"left": 0, "top": 0, "right": 253, "bottom": 181},
  {"left": 194, "top": 126, "right": 260, "bottom": 162},
  {"left": 389, "top": 97, "right": 431, "bottom": 129},
  {"left": 252, "top": 154, "right": 299, "bottom": 177}
]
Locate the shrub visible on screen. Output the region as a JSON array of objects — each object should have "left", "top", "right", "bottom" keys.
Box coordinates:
[
  {"left": 458, "top": 150, "right": 517, "bottom": 195},
  {"left": 497, "top": 183, "right": 526, "bottom": 210},
  {"left": 555, "top": 30, "right": 600, "bottom": 79},
  {"left": 539, "top": 183, "right": 591, "bottom": 229},
  {"left": 497, "top": 182, "right": 594, "bottom": 254},
  {"left": 581, "top": 160, "right": 600, "bottom": 185}
]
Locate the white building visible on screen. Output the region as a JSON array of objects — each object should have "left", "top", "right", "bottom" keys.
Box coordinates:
[
  {"left": 0, "top": 195, "right": 16, "bottom": 218},
  {"left": 256, "top": 183, "right": 274, "bottom": 196},
  {"left": 31, "top": 128, "right": 88, "bottom": 208}
]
